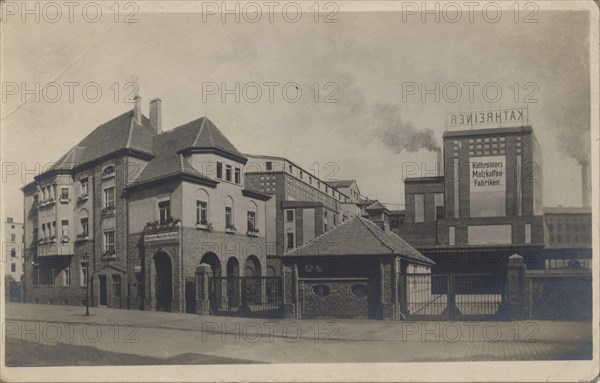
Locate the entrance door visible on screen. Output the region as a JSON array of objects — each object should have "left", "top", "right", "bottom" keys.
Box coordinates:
[
  {"left": 185, "top": 278, "right": 196, "bottom": 314},
  {"left": 99, "top": 275, "right": 107, "bottom": 306},
  {"left": 154, "top": 253, "right": 173, "bottom": 312}
]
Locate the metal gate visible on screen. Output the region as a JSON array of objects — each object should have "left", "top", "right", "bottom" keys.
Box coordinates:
[
  {"left": 399, "top": 273, "right": 505, "bottom": 321},
  {"left": 209, "top": 276, "right": 283, "bottom": 318}
]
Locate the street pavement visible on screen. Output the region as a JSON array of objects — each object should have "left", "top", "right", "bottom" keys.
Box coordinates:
[{"left": 2, "top": 303, "right": 593, "bottom": 365}]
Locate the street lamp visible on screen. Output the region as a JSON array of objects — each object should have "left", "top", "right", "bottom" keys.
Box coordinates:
[{"left": 82, "top": 252, "right": 90, "bottom": 316}]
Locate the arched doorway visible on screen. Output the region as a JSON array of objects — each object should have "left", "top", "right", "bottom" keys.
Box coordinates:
[
  {"left": 244, "top": 255, "right": 262, "bottom": 304},
  {"left": 226, "top": 257, "right": 240, "bottom": 310},
  {"left": 201, "top": 252, "right": 221, "bottom": 277},
  {"left": 154, "top": 252, "right": 172, "bottom": 312}
]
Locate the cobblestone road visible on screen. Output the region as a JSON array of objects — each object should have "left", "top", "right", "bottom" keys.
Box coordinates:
[{"left": 3, "top": 303, "right": 593, "bottom": 364}]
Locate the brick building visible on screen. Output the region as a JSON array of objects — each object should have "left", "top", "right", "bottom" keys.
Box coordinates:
[
  {"left": 4, "top": 217, "right": 24, "bottom": 280},
  {"left": 541, "top": 206, "right": 592, "bottom": 269},
  {"left": 22, "top": 97, "right": 269, "bottom": 313},
  {"left": 243, "top": 155, "right": 361, "bottom": 275},
  {"left": 394, "top": 124, "right": 547, "bottom": 274}
]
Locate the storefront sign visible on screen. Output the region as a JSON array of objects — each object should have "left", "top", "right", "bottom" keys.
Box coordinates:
[
  {"left": 447, "top": 108, "right": 528, "bottom": 129},
  {"left": 470, "top": 156, "right": 506, "bottom": 192},
  {"left": 144, "top": 231, "right": 178, "bottom": 242}
]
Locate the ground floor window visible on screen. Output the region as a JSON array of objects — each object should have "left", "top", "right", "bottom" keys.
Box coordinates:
[
  {"left": 80, "top": 263, "right": 89, "bottom": 286},
  {"left": 64, "top": 264, "right": 71, "bottom": 286},
  {"left": 48, "top": 268, "right": 55, "bottom": 286}
]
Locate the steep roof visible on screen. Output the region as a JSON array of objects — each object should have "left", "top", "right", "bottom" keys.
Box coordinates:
[
  {"left": 127, "top": 117, "right": 244, "bottom": 188},
  {"left": 50, "top": 110, "right": 156, "bottom": 171},
  {"left": 283, "top": 216, "right": 434, "bottom": 265},
  {"left": 366, "top": 201, "right": 389, "bottom": 212},
  {"left": 171, "top": 117, "right": 245, "bottom": 160}
]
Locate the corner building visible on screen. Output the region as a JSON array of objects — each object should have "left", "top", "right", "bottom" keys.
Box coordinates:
[{"left": 23, "top": 97, "right": 269, "bottom": 313}]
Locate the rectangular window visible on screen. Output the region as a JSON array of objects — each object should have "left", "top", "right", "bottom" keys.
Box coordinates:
[
  {"left": 64, "top": 264, "right": 71, "bottom": 287},
  {"left": 11, "top": 263, "right": 16, "bottom": 272},
  {"left": 61, "top": 188, "right": 69, "bottom": 200},
  {"left": 104, "top": 187, "right": 115, "bottom": 208},
  {"left": 33, "top": 228, "right": 38, "bottom": 243},
  {"left": 225, "top": 165, "right": 232, "bottom": 181},
  {"left": 216, "top": 162, "right": 223, "bottom": 179},
  {"left": 33, "top": 266, "right": 40, "bottom": 285},
  {"left": 333, "top": 214, "right": 337, "bottom": 226},
  {"left": 104, "top": 230, "right": 115, "bottom": 253},
  {"left": 525, "top": 223, "right": 532, "bottom": 244},
  {"left": 158, "top": 200, "right": 170, "bottom": 224},
  {"left": 61, "top": 220, "right": 69, "bottom": 238},
  {"left": 81, "top": 178, "right": 88, "bottom": 196},
  {"left": 288, "top": 164, "right": 292, "bottom": 173},
  {"left": 52, "top": 221, "right": 56, "bottom": 238},
  {"left": 415, "top": 194, "right": 425, "bottom": 223},
  {"left": 287, "top": 233, "right": 294, "bottom": 249},
  {"left": 235, "top": 165, "right": 241, "bottom": 184},
  {"left": 81, "top": 218, "right": 89, "bottom": 237},
  {"left": 286, "top": 210, "right": 294, "bottom": 222},
  {"left": 324, "top": 211, "right": 328, "bottom": 231},
  {"left": 196, "top": 201, "right": 207, "bottom": 224},
  {"left": 225, "top": 207, "right": 232, "bottom": 228},
  {"left": 517, "top": 154, "right": 523, "bottom": 216},
  {"left": 41, "top": 223, "right": 46, "bottom": 239},
  {"left": 453, "top": 158, "right": 459, "bottom": 218},
  {"left": 247, "top": 211, "right": 256, "bottom": 231},
  {"left": 435, "top": 193, "right": 444, "bottom": 220},
  {"left": 449, "top": 226, "right": 456, "bottom": 245},
  {"left": 11, "top": 233, "right": 15, "bottom": 242},
  {"left": 49, "top": 268, "right": 55, "bottom": 286},
  {"left": 266, "top": 161, "right": 272, "bottom": 171},
  {"left": 81, "top": 263, "right": 89, "bottom": 287},
  {"left": 10, "top": 248, "right": 16, "bottom": 258}
]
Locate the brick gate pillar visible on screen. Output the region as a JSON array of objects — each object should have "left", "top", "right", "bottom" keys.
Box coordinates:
[
  {"left": 195, "top": 263, "right": 212, "bottom": 315},
  {"left": 506, "top": 253, "right": 527, "bottom": 320},
  {"left": 282, "top": 261, "right": 297, "bottom": 318}
]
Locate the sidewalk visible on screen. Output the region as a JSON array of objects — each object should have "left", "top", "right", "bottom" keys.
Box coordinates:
[{"left": 3, "top": 303, "right": 593, "bottom": 364}]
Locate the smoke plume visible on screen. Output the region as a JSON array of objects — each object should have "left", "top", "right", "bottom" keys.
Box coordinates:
[{"left": 370, "top": 103, "right": 441, "bottom": 153}]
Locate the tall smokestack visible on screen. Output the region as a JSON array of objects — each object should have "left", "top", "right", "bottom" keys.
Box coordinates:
[
  {"left": 581, "top": 161, "right": 591, "bottom": 208},
  {"left": 436, "top": 149, "right": 443, "bottom": 176},
  {"left": 133, "top": 94, "right": 142, "bottom": 125},
  {"left": 149, "top": 98, "right": 162, "bottom": 133}
]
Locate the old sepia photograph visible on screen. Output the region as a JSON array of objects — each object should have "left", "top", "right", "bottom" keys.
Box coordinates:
[{"left": 1, "top": 1, "right": 598, "bottom": 382}]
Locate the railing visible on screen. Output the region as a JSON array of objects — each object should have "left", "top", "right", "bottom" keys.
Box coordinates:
[{"left": 209, "top": 276, "right": 283, "bottom": 318}]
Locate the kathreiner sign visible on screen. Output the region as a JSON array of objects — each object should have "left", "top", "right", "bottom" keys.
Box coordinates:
[{"left": 447, "top": 108, "right": 528, "bottom": 129}]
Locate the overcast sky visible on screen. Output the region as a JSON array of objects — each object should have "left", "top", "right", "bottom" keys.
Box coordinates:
[{"left": 1, "top": 5, "right": 593, "bottom": 221}]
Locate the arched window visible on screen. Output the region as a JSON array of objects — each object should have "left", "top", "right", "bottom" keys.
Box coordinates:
[
  {"left": 247, "top": 201, "right": 257, "bottom": 233},
  {"left": 102, "top": 166, "right": 115, "bottom": 178},
  {"left": 225, "top": 196, "right": 234, "bottom": 230},
  {"left": 78, "top": 209, "right": 89, "bottom": 238},
  {"left": 195, "top": 189, "right": 210, "bottom": 225}
]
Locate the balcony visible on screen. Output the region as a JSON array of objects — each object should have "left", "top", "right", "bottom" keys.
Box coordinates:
[
  {"left": 144, "top": 217, "right": 181, "bottom": 233},
  {"left": 102, "top": 249, "right": 116, "bottom": 260},
  {"left": 46, "top": 198, "right": 56, "bottom": 206},
  {"left": 77, "top": 194, "right": 89, "bottom": 202},
  {"left": 60, "top": 197, "right": 71, "bottom": 204},
  {"left": 196, "top": 221, "right": 213, "bottom": 231},
  {"left": 247, "top": 228, "right": 260, "bottom": 237},
  {"left": 225, "top": 225, "right": 237, "bottom": 234},
  {"left": 61, "top": 236, "right": 70, "bottom": 243},
  {"left": 102, "top": 206, "right": 116, "bottom": 217},
  {"left": 75, "top": 233, "right": 90, "bottom": 242}
]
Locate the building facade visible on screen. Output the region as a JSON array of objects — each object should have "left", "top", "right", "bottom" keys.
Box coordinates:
[
  {"left": 394, "top": 124, "right": 547, "bottom": 273},
  {"left": 22, "top": 97, "right": 269, "bottom": 312},
  {"left": 4, "top": 217, "right": 24, "bottom": 280},
  {"left": 243, "top": 155, "right": 361, "bottom": 274},
  {"left": 541, "top": 206, "right": 592, "bottom": 269}
]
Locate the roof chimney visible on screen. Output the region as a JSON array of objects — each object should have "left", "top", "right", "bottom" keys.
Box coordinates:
[
  {"left": 133, "top": 94, "right": 142, "bottom": 125},
  {"left": 149, "top": 98, "right": 162, "bottom": 133}
]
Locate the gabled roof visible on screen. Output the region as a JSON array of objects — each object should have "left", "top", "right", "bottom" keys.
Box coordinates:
[
  {"left": 126, "top": 117, "right": 245, "bottom": 188},
  {"left": 328, "top": 179, "right": 356, "bottom": 188},
  {"left": 50, "top": 110, "right": 156, "bottom": 171},
  {"left": 366, "top": 201, "right": 389, "bottom": 212},
  {"left": 171, "top": 117, "right": 246, "bottom": 161},
  {"left": 283, "top": 216, "right": 434, "bottom": 265}
]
